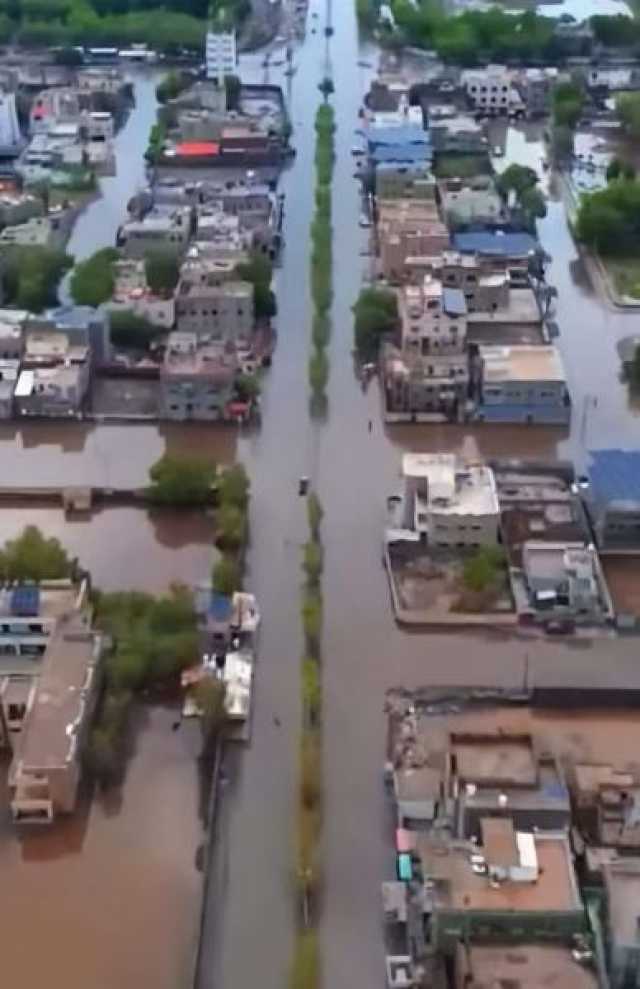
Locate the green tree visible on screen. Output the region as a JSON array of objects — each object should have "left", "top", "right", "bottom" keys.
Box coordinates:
[
  {"left": 301, "top": 589, "right": 322, "bottom": 648},
  {"left": 212, "top": 554, "right": 241, "bottom": 595},
  {"left": 147, "top": 454, "right": 216, "bottom": 506},
  {"left": 144, "top": 248, "right": 180, "bottom": 296},
  {"left": 70, "top": 247, "right": 119, "bottom": 306},
  {"left": 497, "top": 163, "right": 538, "bottom": 199},
  {"left": 215, "top": 503, "right": 247, "bottom": 551},
  {"left": 308, "top": 347, "right": 329, "bottom": 396},
  {"left": 302, "top": 657, "right": 321, "bottom": 720},
  {"left": 302, "top": 540, "right": 323, "bottom": 586},
  {"left": 617, "top": 93, "right": 640, "bottom": 140},
  {"left": 1, "top": 245, "right": 72, "bottom": 312},
  {"left": 0, "top": 525, "right": 72, "bottom": 581},
  {"left": 519, "top": 185, "right": 547, "bottom": 229},
  {"left": 235, "top": 253, "right": 276, "bottom": 320},
  {"left": 552, "top": 80, "right": 584, "bottom": 129},
  {"left": 234, "top": 373, "right": 260, "bottom": 402},
  {"left": 353, "top": 287, "right": 398, "bottom": 360},
  {"left": 156, "top": 69, "right": 190, "bottom": 104},
  {"left": 217, "top": 463, "right": 250, "bottom": 510},
  {"left": 462, "top": 546, "right": 506, "bottom": 593},
  {"left": 109, "top": 309, "right": 160, "bottom": 349},
  {"left": 307, "top": 491, "right": 323, "bottom": 538}
]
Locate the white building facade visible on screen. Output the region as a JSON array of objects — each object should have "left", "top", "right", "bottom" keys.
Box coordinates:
[{"left": 206, "top": 30, "right": 237, "bottom": 85}]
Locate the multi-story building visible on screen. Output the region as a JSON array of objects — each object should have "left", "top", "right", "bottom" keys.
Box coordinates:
[
  {"left": 159, "top": 330, "right": 237, "bottom": 421},
  {"left": 378, "top": 198, "right": 449, "bottom": 283},
  {"left": 452, "top": 230, "right": 539, "bottom": 289},
  {"left": 399, "top": 452, "right": 500, "bottom": 548},
  {"left": 109, "top": 258, "right": 175, "bottom": 329},
  {"left": 375, "top": 162, "right": 436, "bottom": 200},
  {"left": 438, "top": 175, "right": 505, "bottom": 229},
  {"left": 520, "top": 541, "right": 613, "bottom": 625},
  {"left": 462, "top": 65, "right": 525, "bottom": 117},
  {"left": 175, "top": 277, "right": 253, "bottom": 340},
  {"left": 476, "top": 344, "right": 571, "bottom": 425},
  {"left": 417, "top": 824, "right": 584, "bottom": 952},
  {"left": 418, "top": 251, "right": 510, "bottom": 313},
  {"left": 28, "top": 305, "right": 111, "bottom": 367},
  {"left": 205, "top": 29, "right": 237, "bottom": 84},
  {"left": 383, "top": 282, "right": 469, "bottom": 421},
  {"left": 14, "top": 364, "right": 89, "bottom": 417},
  {"left": 118, "top": 205, "right": 192, "bottom": 258}
]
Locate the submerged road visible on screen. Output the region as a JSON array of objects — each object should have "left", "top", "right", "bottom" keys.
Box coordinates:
[{"left": 193, "top": 2, "right": 640, "bottom": 986}]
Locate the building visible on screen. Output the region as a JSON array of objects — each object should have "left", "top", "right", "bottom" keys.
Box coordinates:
[
  {"left": 518, "top": 541, "right": 613, "bottom": 624},
  {"left": 438, "top": 176, "right": 505, "bottom": 229},
  {"left": 399, "top": 279, "right": 467, "bottom": 359},
  {"left": 454, "top": 943, "right": 598, "bottom": 989},
  {"left": 417, "top": 825, "right": 584, "bottom": 952},
  {"left": 14, "top": 364, "right": 89, "bottom": 417},
  {"left": 427, "top": 110, "right": 487, "bottom": 154},
  {"left": 0, "top": 361, "right": 19, "bottom": 417},
  {"left": 32, "top": 305, "right": 111, "bottom": 367},
  {"left": 159, "top": 330, "right": 237, "bottom": 421},
  {"left": 573, "top": 765, "right": 640, "bottom": 850},
  {"left": 494, "top": 466, "right": 592, "bottom": 568},
  {"left": 399, "top": 453, "right": 500, "bottom": 547},
  {"left": 0, "top": 90, "right": 21, "bottom": 153},
  {"left": 9, "top": 613, "right": 102, "bottom": 822},
  {"left": 587, "top": 449, "right": 640, "bottom": 553},
  {"left": 452, "top": 230, "right": 539, "bottom": 289},
  {"left": 420, "top": 250, "right": 510, "bottom": 313},
  {"left": 110, "top": 258, "right": 174, "bottom": 328},
  {"left": 175, "top": 275, "right": 253, "bottom": 340},
  {"left": 118, "top": 205, "right": 192, "bottom": 257},
  {"left": 516, "top": 67, "right": 558, "bottom": 118},
  {"left": 377, "top": 198, "right": 449, "bottom": 283},
  {"left": 603, "top": 858, "right": 640, "bottom": 988},
  {"left": 476, "top": 345, "right": 571, "bottom": 425},
  {"left": 0, "top": 215, "right": 68, "bottom": 250},
  {"left": 205, "top": 29, "right": 237, "bottom": 85},
  {"left": 375, "top": 162, "right": 436, "bottom": 200},
  {"left": 462, "top": 65, "right": 525, "bottom": 117}
]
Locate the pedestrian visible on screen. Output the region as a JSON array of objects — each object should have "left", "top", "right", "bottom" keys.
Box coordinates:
[
  {"left": 368, "top": 419, "right": 373, "bottom": 433},
  {"left": 273, "top": 715, "right": 281, "bottom": 727}
]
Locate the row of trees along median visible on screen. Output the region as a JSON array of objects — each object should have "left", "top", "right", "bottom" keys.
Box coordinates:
[
  {"left": 85, "top": 455, "right": 251, "bottom": 785},
  {"left": 290, "top": 491, "right": 324, "bottom": 989},
  {"left": 309, "top": 104, "right": 335, "bottom": 411}
]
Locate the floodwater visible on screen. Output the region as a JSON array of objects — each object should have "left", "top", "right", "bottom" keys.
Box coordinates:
[
  {"left": 0, "top": 705, "right": 203, "bottom": 989},
  {"left": 2, "top": 8, "right": 640, "bottom": 989}
]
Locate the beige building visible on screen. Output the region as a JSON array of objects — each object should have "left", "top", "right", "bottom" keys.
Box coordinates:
[
  {"left": 377, "top": 198, "right": 449, "bottom": 283},
  {"left": 383, "top": 279, "right": 469, "bottom": 422},
  {"left": 10, "top": 614, "right": 102, "bottom": 822},
  {"left": 401, "top": 452, "right": 500, "bottom": 548},
  {"left": 160, "top": 331, "right": 238, "bottom": 421},
  {"left": 175, "top": 274, "right": 253, "bottom": 341}
]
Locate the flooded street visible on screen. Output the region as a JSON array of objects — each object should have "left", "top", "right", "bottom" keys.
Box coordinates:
[{"left": 0, "top": 705, "right": 203, "bottom": 989}]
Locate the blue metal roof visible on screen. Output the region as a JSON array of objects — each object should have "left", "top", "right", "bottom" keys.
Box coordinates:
[
  {"left": 11, "top": 585, "right": 40, "bottom": 617},
  {"left": 589, "top": 449, "right": 640, "bottom": 505},
  {"left": 210, "top": 592, "right": 233, "bottom": 622},
  {"left": 452, "top": 231, "right": 538, "bottom": 258}
]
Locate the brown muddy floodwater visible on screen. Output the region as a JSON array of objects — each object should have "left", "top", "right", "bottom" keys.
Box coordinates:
[{"left": 0, "top": 705, "right": 203, "bottom": 989}]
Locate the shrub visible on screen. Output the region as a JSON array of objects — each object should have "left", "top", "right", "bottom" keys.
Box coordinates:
[
  {"left": 307, "top": 492, "right": 323, "bottom": 538},
  {"left": 215, "top": 503, "right": 247, "bottom": 552},
  {"left": 212, "top": 555, "right": 241, "bottom": 595},
  {"left": 301, "top": 589, "right": 322, "bottom": 647},
  {"left": 0, "top": 525, "right": 72, "bottom": 581},
  {"left": 217, "top": 463, "right": 250, "bottom": 510},
  {"left": 303, "top": 540, "right": 323, "bottom": 586},
  {"left": 147, "top": 454, "right": 216, "bottom": 506},
  {"left": 302, "top": 658, "right": 321, "bottom": 719}
]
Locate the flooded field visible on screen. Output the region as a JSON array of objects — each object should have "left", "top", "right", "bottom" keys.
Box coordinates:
[{"left": 0, "top": 705, "right": 203, "bottom": 989}]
